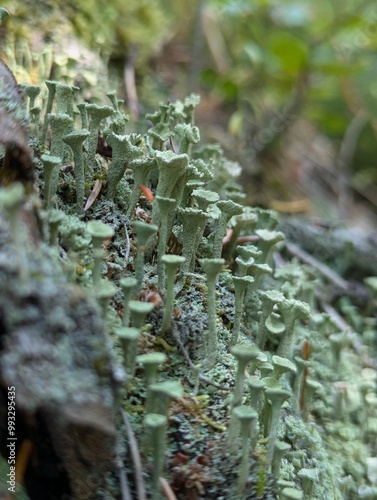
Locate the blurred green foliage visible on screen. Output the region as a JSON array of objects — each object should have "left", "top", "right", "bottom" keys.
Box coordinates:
[
  {"left": 2, "top": 0, "right": 377, "bottom": 206},
  {"left": 206, "top": 0, "right": 376, "bottom": 110},
  {"left": 201, "top": 0, "right": 377, "bottom": 203},
  {"left": 0, "top": 0, "right": 171, "bottom": 59}
]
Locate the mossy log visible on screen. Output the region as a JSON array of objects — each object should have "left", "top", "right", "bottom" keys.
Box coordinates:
[{"left": 0, "top": 206, "right": 123, "bottom": 500}]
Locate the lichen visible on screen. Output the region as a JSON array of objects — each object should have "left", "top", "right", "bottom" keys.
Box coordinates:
[{"left": 0, "top": 50, "right": 375, "bottom": 500}]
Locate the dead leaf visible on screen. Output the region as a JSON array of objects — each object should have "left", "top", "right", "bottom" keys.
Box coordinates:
[{"left": 84, "top": 179, "right": 103, "bottom": 211}]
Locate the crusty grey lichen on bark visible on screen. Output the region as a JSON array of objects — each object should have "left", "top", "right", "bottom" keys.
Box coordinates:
[{"left": 0, "top": 206, "right": 124, "bottom": 499}]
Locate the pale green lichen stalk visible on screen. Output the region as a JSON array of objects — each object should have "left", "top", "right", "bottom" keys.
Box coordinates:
[
  {"left": 115, "top": 326, "right": 140, "bottom": 377},
  {"left": 212, "top": 200, "right": 243, "bottom": 259},
  {"left": 41, "top": 154, "right": 61, "bottom": 209},
  {"left": 144, "top": 413, "right": 168, "bottom": 500},
  {"left": 199, "top": 258, "right": 225, "bottom": 368},
  {"left": 265, "top": 387, "right": 292, "bottom": 467},
  {"left": 106, "top": 133, "right": 143, "bottom": 200},
  {"left": 47, "top": 113, "right": 73, "bottom": 194},
  {"left": 86, "top": 103, "right": 114, "bottom": 169},
  {"left": 133, "top": 221, "right": 158, "bottom": 293},
  {"left": 86, "top": 220, "right": 115, "bottom": 287},
  {"left": 0, "top": 68, "right": 371, "bottom": 500},
  {"left": 63, "top": 130, "right": 89, "bottom": 212},
  {"left": 180, "top": 208, "right": 209, "bottom": 273},
  {"left": 160, "top": 255, "right": 185, "bottom": 334},
  {"left": 230, "top": 344, "right": 260, "bottom": 408},
  {"left": 232, "top": 405, "right": 258, "bottom": 497},
  {"left": 120, "top": 277, "right": 138, "bottom": 327},
  {"left": 231, "top": 275, "right": 254, "bottom": 346},
  {"left": 155, "top": 196, "right": 177, "bottom": 289},
  {"left": 41, "top": 80, "right": 59, "bottom": 145}
]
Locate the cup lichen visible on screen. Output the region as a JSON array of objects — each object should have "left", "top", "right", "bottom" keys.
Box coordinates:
[
  {"left": 133, "top": 220, "right": 158, "bottom": 292},
  {"left": 0, "top": 61, "right": 369, "bottom": 500},
  {"left": 200, "top": 258, "right": 226, "bottom": 368},
  {"left": 86, "top": 220, "right": 115, "bottom": 286},
  {"left": 160, "top": 254, "right": 185, "bottom": 334},
  {"left": 63, "top": 129, "right": 90, "bottom": 212}
]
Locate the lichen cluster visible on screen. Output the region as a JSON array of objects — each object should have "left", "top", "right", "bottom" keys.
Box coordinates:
[{"left": 0, "top": 47, "right": 377, "bottom": 500}]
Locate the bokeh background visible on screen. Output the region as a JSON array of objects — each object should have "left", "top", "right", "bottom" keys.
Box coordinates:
[{"left": 1, "top": 0, "right": 377, "bottom": 227}]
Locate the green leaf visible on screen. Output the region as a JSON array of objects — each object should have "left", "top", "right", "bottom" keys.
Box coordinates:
[{"left": 267, "top": 31, "right": 308, "bottom": 74}]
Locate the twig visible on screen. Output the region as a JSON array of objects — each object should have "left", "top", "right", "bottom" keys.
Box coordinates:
[
  {"left": 159, "top": 476, "right": 178, "bottom": 500},
  {"left": 320, "top": 300, "right": 353, "bottom": 332},
  {"left": 169, "top": 136, "right": 176, "bottom": 154},
  {"left": 277, "top": 247, "right": 364, "bottom": 355},
  {"left": 201, "top": 6, "right": 230, "bottom": 75},
  {"left": 336, "top": 110, "right": 368, "bottom": 218},
  {"left": 198, "top": 369, "right": 230, "bottom": 391},
  {"left": 15, "top": 439, "right": 33, "bottom": 484},
  {"left": 172, "top": 325, "right": 230, "bottom": 391},
  {"left": 121, "top": 409, "right": 147, "bottom": 500},
  {"left": 123, "top": 223, "right": 131, "bottom": 269},
  {"left": 318, "top": 299, "right": 363, "bottom": 355},
  {"left": 285, "top": 241, "right": 350, "bottom": 291},
  {"left": 117, "top": 462, "right": 133, "bottom": 500},
  {"left": 84, "top": 179, "right": 103, "bottom": 211},
  {"left": 248, "top": 69, "right": 308, "bottom": 159},
  {"left": 188, "top": 0, "right": 205, "bottom": 93},
  {"left": 235, "top": 235, "right": 259, "bottom": 245}
]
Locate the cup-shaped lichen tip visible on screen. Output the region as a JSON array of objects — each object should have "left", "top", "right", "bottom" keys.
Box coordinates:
[
  {"left": 129, "top": 300, "right": 155, "bottom": 328},
  {"left": 134, "top": 220, "right": 158, "bottom": 248},
  {"left": 87, "top": 220, "right": 115, "bottom": 247}
]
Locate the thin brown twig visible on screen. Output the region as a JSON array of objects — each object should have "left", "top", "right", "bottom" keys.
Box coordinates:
[
  {"left": 336, "top": 110, "right": 368, "bottom": 218},
  {"left": 318, "top": 298, "right": 363, "bottom": 355},
  {"left": 159, "top": 476, "right": 178, "bottom": 500},
  {"left": 123, "top": 223, "right": 131, "bottom": 269},
  {"left": 124, "top": 46, "right": 139, "bottom": 119},
  {"left": 277, "top": 248, "right": 365, "bottom": 356},
  {"left": 117, "top": 462, "right": 133, "bottom": 500},
  {"left": 121, "top": 409, "right": 147, "bottom": 500},
  {"left": 235, "top": 235, "right": 259, "bottom": 245},
  {"left": 285, "top": 241, "right": 349, "bottom": 291},
  {"left": 172, "top": 325, "right": 230, "bottom": 391},
  {"left": 188, "top": 0, "right": 205, "bottom": 93},
  {"left": 169, "top": 136, "right": 176, "bottom": 154}
]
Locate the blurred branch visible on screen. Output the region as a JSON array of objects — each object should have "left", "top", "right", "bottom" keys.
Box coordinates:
[
  {"left": 285, "top": 241, "right": 350, "bottom": 292},
  {"left": 336, "top": 110, "right": 368, "bottom": 219},
  {"left": 124, "top": 45, "right": 139, "bottom": 120},
  {"left": 121, "top": 409, "right": 147, "bottom": 500},
  {"left": 243, "top": 69, "right": 309, "bottom": 163},
  {"left": 160, "top": 477, "right": 178, "bottom": 500},
  {"left": 201, "top": 4, "right": 230, "bottom": 75},
  {"left": 118, "top": 462, "right": 133, "bottom": 500},
  {"left": 188, "top": 0, "right": 205, "bottom": 93}
]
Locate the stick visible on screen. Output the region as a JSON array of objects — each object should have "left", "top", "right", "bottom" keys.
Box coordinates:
[
  {"left": 172, "top": 325, "right": 230, "bottom": 391},
  {"left": 285, "top": 241, "right": 349, "bottom": 291},
  {"left": 121, "top": 409, "right": 147, "bottom": 500},
  {"left": 319, "top": 300, "right": 363, "bottom": 355},
  {"left": 336, "top": 110, "right": 367, "bottom": 218},
  {"left": 118, "top": 462, "right": 133, "bottom": 500},
  {"left": 160, "top": 476, "right": 178, "bottom": 500},
  {"left": 124, "top": 46, "right": 139, "bottom": 120},
  {"left": 123, "top": 223, "right": 131, "bottom": 269}
]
